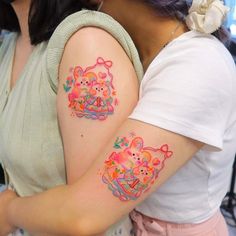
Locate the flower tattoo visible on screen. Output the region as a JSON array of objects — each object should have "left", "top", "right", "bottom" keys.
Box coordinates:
[
  {"left": 63, "top": 57, "right": 118, "bottom": 121},
  {"left": 102, "top": 136, "right": 173, "bottom": 201}
]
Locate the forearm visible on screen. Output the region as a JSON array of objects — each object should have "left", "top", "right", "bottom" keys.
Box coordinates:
[
  {"left": 7, "top": 178, "right": 116, "bottom": 236},
  {"left": 5, "top": 120, "right": 202, "bottom": 235},
  {"left": 7, "top": 185, "right": 85, "bottom": 236}
]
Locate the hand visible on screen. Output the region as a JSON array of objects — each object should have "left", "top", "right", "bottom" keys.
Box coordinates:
[{"left": 0, "top": 190, "right": 18, "bottom": 236}]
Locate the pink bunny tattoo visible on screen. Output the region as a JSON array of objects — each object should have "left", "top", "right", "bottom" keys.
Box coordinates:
[
  {"left": 63, "top": 57, "right": 118, "bottom": 120},
  {"left": 102, "top": 136, "right": 173, "bottom": 201}
]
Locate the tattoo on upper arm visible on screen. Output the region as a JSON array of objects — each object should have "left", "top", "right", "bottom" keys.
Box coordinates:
[
  {"left": 63, "top": 57, "right": 118, "bottom": 121},
  {"left": 101, "top": 135, "right": 173, "bottom": 201}
]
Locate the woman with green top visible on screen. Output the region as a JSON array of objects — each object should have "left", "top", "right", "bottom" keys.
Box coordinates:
[{"left": 0, "top": 0, "right": 142, "bottom": 235}]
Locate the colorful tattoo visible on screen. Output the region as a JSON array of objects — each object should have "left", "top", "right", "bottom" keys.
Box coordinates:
[
  {"left": 102, "top": 136, "right": 173, "bottom": 201},
  {"left": 63, "top": 57, "right": 118, "bottom": 121}
]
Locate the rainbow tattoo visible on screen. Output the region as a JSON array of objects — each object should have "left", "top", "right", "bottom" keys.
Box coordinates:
[
  {"left": 102, "top": 136, "right": 173, "bottom": 201},
  {"left": 63, "top": 57, "right": 118, "bottom": 121}
]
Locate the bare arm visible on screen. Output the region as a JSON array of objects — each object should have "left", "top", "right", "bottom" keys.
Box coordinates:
[
  {"left": 6, "top": 118, "right": 203, "bottom": 235},
  {"left": 58, "top": 27, "right": 139, "bottom": 184}
]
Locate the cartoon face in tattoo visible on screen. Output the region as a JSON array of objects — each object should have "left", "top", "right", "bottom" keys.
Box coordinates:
[
  {"left": 76, "top": 72, "right": 94, "bottom": 94},
  {"left": 63, "top": 57, "right": 117, "bottom": 120},
  {"left": 102, "top": 136, "right": 173, "bottom": 201},
  {"left": 90, "top": 82, "right": 110, "bottom": 98},
  {"left": 133, "top": 164, "right": 154, "bottom": 185}
]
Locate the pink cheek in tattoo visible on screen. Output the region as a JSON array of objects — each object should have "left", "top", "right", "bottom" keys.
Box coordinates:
[
  {"left": 143, "top": 176, "right": 151, "bottom": 184},
  {"left": 90, "top": 89, "right": 96, "bottom": 96},
  {"left": 68, "top": 94, "right": 74, "bottom": 102},
  {"left": 103, "top": 90, "right": 109, "bottom": 97},
  {"left": 127, "top": 150, "right": 132, "bottom": 156},
  {"left": 136, "top": 160, "right": 142, "bottom": 165}
]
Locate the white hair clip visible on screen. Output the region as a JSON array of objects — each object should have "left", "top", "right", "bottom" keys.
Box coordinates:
[{"left": 186, "top": 0, "right": 229, "bottom": 33}]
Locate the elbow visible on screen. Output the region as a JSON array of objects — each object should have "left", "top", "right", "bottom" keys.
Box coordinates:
[{"left": 72, "top": 217, "right": 107, "bottom": 236}]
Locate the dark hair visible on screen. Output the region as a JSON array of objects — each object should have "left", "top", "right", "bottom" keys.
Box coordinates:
[
  {"left": 0, "top": 0, "right": 96, "bottom": 45},
  {"left": 140, "top": 0, "right": 189, "bottom": 20},
  {"left": 0, "top": 2, "right": 20, "bottom": 32},
  {"left": 140, "top": 0, "right": 228, "bottom": 42}
]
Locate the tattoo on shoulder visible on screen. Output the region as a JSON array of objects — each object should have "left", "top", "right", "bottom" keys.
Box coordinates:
[
  {"left": 101, "top": 135, "right": 173, "bottom": 201},
  {"left": 63, "top": 57, "right": 118, "bottom": 121}
]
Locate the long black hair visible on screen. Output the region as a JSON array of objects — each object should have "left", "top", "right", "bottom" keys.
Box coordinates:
[{"left": 0, "top": 0, "right": 97, "bottom": 45}]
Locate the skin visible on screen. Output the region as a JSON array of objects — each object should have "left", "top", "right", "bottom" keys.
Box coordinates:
[
  {"left": 9, "top": 0, "right": 34, "bottom": 90},
  {"left": 0, "top": 0, "right": 204, "bottom": 235}
]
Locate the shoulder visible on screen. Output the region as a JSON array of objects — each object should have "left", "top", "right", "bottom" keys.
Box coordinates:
[
  {"left": 64, "top": 26, "right": 126, "bottom": 58},
  {"left": 56, "top": 10, "right": 137, "bottom": 59},
  {"left": 47, "top": 9, "right": 130, "bottom": 56},
  {"left": 59, "top": 26, "right": 138, "bottom": 88},
  {"left": 147, "top": 31, "right": 235, "bottom": 84},
  {"left": 46, "top": 10, "right": 143, "bottom": 91},
  {"left": 48, "top": 9, "right": 131, "bottom": 50}
]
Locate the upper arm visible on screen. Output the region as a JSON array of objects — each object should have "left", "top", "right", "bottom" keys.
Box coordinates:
[{"left": 57, "top": 27, "right": 139, "bottom": 183}]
